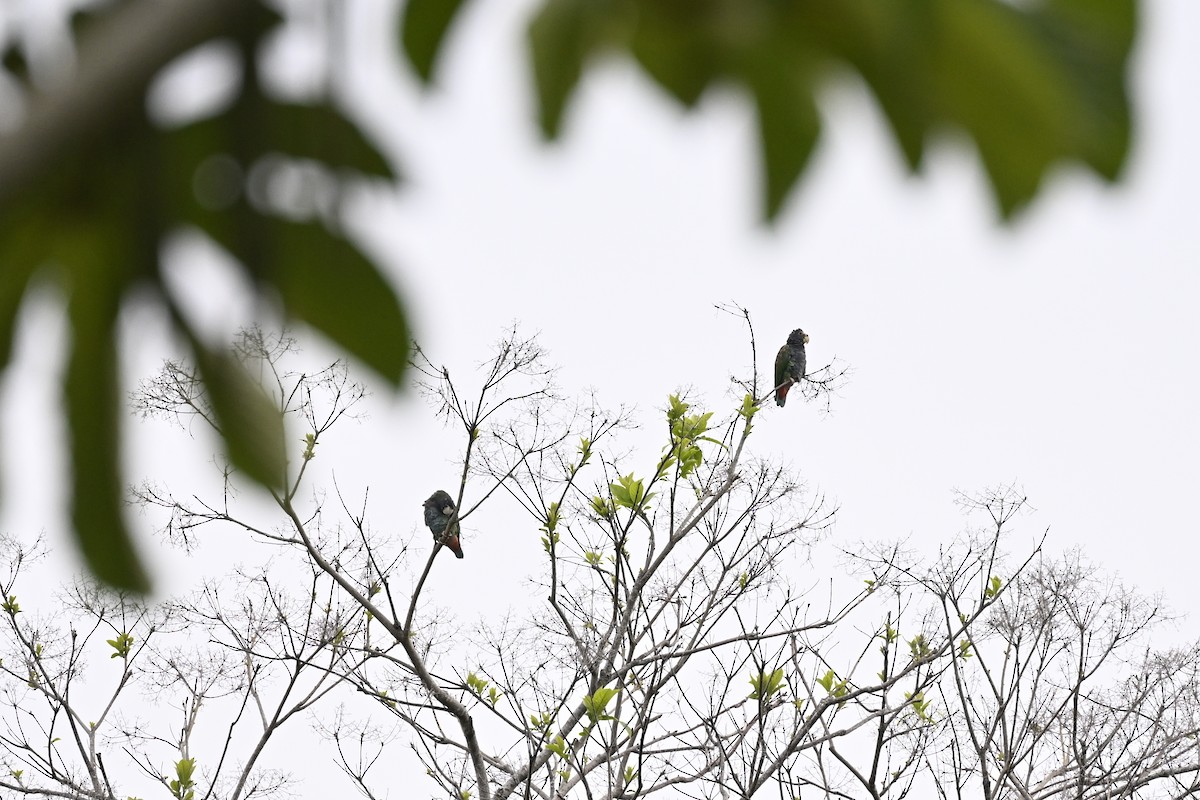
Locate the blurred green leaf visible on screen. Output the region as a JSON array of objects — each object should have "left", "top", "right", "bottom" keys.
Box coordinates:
[
  {"left": 402, "top": 0, "right": 471, "bottom": 83},
  {"left": 65, "top": 247, "right": 150, "bottom": 594},
  {"left": 528, "top": 0, "right": 597, "bottom": 138},
  {"left": 262, "top": 218, "right": 410, "bottom": 385},
  {"left": 0, "top": 0, "right": 410, "bottom": 594},
  {"left": 190, "top": 336, "right": 287, "bottom": 491},
  {"left": 0, "top": 225, "right": 42, "bottom": 370},
  {"left": 628, "top": 6, "right": 717, "bottom": 108},
  {"left": 524, "top": 0, "right": 1135, "bottom": 219},
  {"left": 261, "top": 102, "right": 396, "bottom": 180}
]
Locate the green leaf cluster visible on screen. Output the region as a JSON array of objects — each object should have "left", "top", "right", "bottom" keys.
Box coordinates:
[
  {"left": 107, "top": 631, "right": 134, "bottom": 660},
  {"left": 905, "top": 691, "right": 934, "bottom": 722},
  {"left": 540, "top": 501, "right": 561, "bottom": 553},
  {"left": 958, "top": 638, "right": 974, "bottom": 659},
  {"left": 908, "top": 634, "right": 932, "bottom": 661},
  {"left": 547, "top": 735, "right": 569, "bottom": 759},
  {"left": 169, "top": 758, "right": 196, "bottom": 800},
  {"left": 571, "top": 437, "right": 592, "bottom": 477},
  {"left": 1, "top": 595, "right": 19, "bottom": 616},
  {"left": 583, "top": 687, "right": 619, "bottom": 726},
  {"left": 749, "top": 668, "right": 786, "bottom": 701},
  {"left": 816, "top": 669, "right": 849, "bottom": 700},
  {"left": 661, "top": 394, "right": 723, "bottom": 480},
  {"left": 737, "top": 394, "right": 759, "bottom": 434},
  {"left": 590, "top": 496, "right": 616, "bottom": 520},
  {"left": 609, "top": 474, "right": 653, "bottom": 514},
  {"left": 986, "top": 575, "right": 1003, "bottom": 599},
  {"left": 466, "top": 671, "right": 500, "bottom": 706}
]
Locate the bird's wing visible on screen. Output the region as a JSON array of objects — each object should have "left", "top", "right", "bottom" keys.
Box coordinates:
[{"left": 774, "top": 345, "right": 790, "bottom": 388}]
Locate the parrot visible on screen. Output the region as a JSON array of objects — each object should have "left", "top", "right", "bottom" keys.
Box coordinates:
[
  {"left": 422, "top": 489, "right": 464, "bottom": 559},
  {"left": 774, "top": 328, "right": 809, "bottom": 407}
]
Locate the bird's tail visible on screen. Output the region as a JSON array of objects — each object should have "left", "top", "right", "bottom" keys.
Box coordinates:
[
  {"left": 444, "top": 534, "right": 464, "bottom": 559},
  {"left": 775, "top": 382, "right": 791, "bottom": 407}
]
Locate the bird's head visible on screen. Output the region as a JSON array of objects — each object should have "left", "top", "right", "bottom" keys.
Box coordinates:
[
  {"left": 423, "top": 490, "right": 455, "bottom": 510},
  {"left": 788, "top": 329, "right": 809, "bottom": 346}
]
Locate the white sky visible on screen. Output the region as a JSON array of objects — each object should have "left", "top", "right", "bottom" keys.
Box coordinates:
[{"left": 1, "top": 0, "right": 1198, "bottom": 795}]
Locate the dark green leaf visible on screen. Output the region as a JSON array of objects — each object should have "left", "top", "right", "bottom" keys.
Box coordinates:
[
  {"left": 0, "top": 220, "right": 43, "bottom": 369},
  {"left": 190, "top": 336, "right": 288, "bottom": 491},
  {"left": 746, "top": 59, "right": 820, "bottom": 222},
  {"left": 262, "top": 102, "right": 397, "bottom": 180},
  {"left": 65, "top": 253, "right": 150, "bottom": 594},
  {"left": 401, "top": 0, "right": 471, "bottom": 83},
  {"left": 528, "top": 0, "right": 596, "bottom": 139},
  {"left": 259, "top": 218, "right": 410, "bottom": 385},
  {"left": 628, "top": 9, "right": 717, "bottom": 108},
  {"left": 931, "top": 0, "right": 1084, "bottom": 215}
]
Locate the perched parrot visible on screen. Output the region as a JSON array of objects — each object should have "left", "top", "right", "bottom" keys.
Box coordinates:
[
  {"left": 774, "top": 328, "right": 809, "bottom": 407},
  {"left": 422, "top": 490, "right": 464, "bottom": 559}
]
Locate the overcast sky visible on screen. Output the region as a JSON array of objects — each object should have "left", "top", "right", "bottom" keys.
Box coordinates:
[
  {"left": 1, "top": 0, "right": 1197, "bottom": 795},
  {"left": 337, "top": 0, "right": 1198, "bottom": 602}
]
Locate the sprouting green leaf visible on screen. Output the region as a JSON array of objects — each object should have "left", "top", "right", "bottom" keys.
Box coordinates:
[
  {"left": 1, "top": 596, "right": 19, "bottom": 616},
  {"left": 816, "top": 669, "right": 849, "bottom": 699},
  {"left": 542, "top": 502, "right": 561, "bottom": 535},
  {"left": 908, "top": 634, "right": 932, "bottom": 661},
  {"left": 666, "top": 394, "right": 690, "bottom": 423},
  {"left": 905, "top": 691, "right": 934, "bottom": 722},
  {"left": 591, "top": 495, "right": 615, "bottom": 519},
  {"left": 170, "top": 757, "right": 197, "bottom": 800},
  {"left": 737, "top": 393, "right": 758, "bottom": 427},
  {"left": 301, "top": 432, "right": 317, "bottom": 462},
  {"left": 107, "top": 631, "right": 135, "bottom": 659},
  {"left": 749, "top": 668, "right": 786, "bottom": 701},
  {"left": 584, "top": 550, "right": 602, "bottom": 567},
  {"left": 583, "top": 686, "right": 619, "bottom": 724},
  {"left": 467, "top": 671, "right": 489, "bottom": 695},
  {"left": 401, "top": 0, "right": 471, "bottom": 83},
  {"left": 547, "top": 735, "right": 569, "bottom": 759},
  {"left": 610, "top": 474, "right": 654, "bottom": 512},
  {"left": 986, "top": 575, "right": 1003, "bottom": 599},
  {"left": 575, "top": 436, "right": 592, "bottom": 470},
  {"left": 958, "top": 638, "right": 974, "bottom": 659}
]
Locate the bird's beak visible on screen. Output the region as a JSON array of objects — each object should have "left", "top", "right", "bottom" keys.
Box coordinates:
[{"left": 803, "top": 333, "right": 810, "bottom": 344}]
